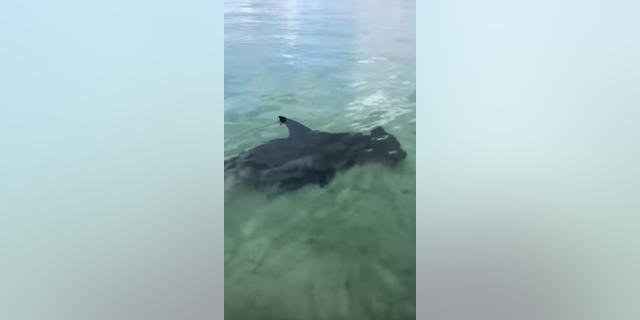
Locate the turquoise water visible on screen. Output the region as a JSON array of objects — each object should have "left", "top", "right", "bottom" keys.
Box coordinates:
[{"left": 225, "top": 0, "right": 415, "bottom": 319}]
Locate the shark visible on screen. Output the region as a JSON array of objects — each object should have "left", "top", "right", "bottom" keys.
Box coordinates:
[{"left": 224, "top": 116, "right": 407, "bottom": 197}]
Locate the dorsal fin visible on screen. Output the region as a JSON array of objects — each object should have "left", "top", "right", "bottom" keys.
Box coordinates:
[{"left": 278, "top": 116, "right": 313, "bottom": 138}]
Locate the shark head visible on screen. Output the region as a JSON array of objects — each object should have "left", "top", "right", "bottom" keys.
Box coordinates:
[{"left": 361, "top": 126, "right": 407, "bottom": 164}]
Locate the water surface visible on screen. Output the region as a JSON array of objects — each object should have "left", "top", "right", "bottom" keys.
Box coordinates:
[{"left": 225, "top": 0, "right": 415, "bottom": 318}]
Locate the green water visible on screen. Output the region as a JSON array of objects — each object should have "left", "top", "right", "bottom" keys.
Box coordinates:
[{"left": 224, "top": 0, "right": 415, "bottom": 318}]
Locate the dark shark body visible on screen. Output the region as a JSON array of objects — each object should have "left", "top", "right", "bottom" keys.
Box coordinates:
[{"left": 224, "top": 116, "right": 407, "bottom": 197}]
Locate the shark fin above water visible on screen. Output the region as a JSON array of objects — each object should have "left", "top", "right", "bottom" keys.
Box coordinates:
[{"left": 278, "top": 115, "right": 313, "bottom": 138}]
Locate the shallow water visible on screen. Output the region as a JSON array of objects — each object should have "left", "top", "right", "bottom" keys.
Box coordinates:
[{"left": 224, "top": 0, "right": 416, "bottom": 319}]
